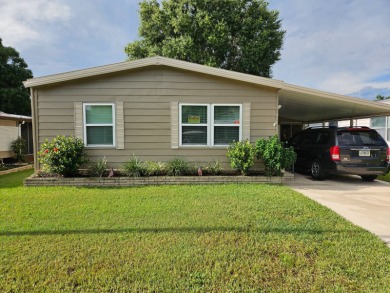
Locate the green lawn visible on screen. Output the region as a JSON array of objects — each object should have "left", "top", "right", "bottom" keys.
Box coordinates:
[
  {"left": 1, "top": 171, "right": 389, "bottom": 292},
  {"left": 378, "top": 172, "right": 390, "bottom": 182}
]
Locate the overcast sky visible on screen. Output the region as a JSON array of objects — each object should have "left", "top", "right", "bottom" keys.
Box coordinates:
[{"left": 1, "top": 0, "right": 389, "bottom": 100}]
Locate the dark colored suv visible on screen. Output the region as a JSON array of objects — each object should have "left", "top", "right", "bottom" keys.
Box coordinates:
[{"left": 288, "top": 126, "right": 390, "bottom": 181}]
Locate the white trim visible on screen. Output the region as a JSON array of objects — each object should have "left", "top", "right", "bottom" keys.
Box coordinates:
[
  {"left": 179, "top": 103, "right": 209, "bottom": 146},
  {"left": 83, "top": 103, "right": 116, "bottom": 148},
  {"left": 179, "top": 103, "right": 242, "bottom": 147},
  {"left": 211, "top": 104, "right": 242, "bottom": 146}
]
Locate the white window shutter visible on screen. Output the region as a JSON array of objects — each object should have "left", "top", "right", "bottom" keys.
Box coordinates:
[
  {"left": 242, "top": 102, "right": 251, "bottom": 141},
  {"left": 74, "top": 102, "right": 83, "bottom": 140},
  {"left": 116, "top": 101, "right": 125, "bottom": 149},
  {"left": 171, "top": 101, "right": 179, "bottom": 149}
]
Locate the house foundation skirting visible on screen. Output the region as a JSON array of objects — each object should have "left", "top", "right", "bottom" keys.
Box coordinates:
[{"left": 24, "top": 173, "right": 294, "bottom": 187}]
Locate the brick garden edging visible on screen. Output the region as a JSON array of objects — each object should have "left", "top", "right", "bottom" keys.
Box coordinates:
[
  {"left": 0, "top": 164, "right": 33, "bottom": 176},
  {"left": 24, "top": 172, "right": 294, "bottom": 187}
]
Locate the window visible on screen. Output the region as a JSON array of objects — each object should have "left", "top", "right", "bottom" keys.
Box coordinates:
[
  {"left": 83, "top": 103, "right": 115, "bottom": 147},
  {"left": 371, "top": 117, "right": 386, "bottom": 139},
  {"left": 180, "top": 104, "right": 241, "bottom": 146}
]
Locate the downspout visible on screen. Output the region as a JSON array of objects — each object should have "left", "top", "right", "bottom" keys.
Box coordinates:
[{"left": 30, "top": 88, "right": 39, "bottom": 173}]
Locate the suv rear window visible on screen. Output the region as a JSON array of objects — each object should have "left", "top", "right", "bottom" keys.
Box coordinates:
[{"left": 337, "top": 130, "right": 387, "bottom": 146}]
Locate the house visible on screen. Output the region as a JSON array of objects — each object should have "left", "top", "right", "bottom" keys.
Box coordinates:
[
  {"left": 336, "top": 100, "right": 390, "bottom": 145},
  {"left": 0, "top": 111, "right": 33, "bottom": 163},
  {"left": 23, "top": 57, "right": 390, "bottom": 172}
]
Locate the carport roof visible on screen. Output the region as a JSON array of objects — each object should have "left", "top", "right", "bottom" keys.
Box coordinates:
[{"left": 23, "top": 56, "right": 390, "bottom": 123}]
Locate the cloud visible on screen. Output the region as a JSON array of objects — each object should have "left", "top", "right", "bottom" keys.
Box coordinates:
[
  {"left": 268, "top": 0, "right": 390, "bottom": 95},
  {"left": 0, "top": 0, "right": 139, "bottom": 77},
  {"left": 0, "top": 0, "right": 71, "bottom": 50}
]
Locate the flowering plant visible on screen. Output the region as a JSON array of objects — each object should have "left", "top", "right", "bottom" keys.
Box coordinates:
[{"left": 38, "top": 135, "right": 87, "bottom": 177}]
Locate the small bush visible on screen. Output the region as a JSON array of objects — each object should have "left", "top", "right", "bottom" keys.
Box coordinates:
[
  {"left": 145, "top": 161, "right": 167, "bottom": 176},
  {"left": 38, "top": 136, "right": 87, "bottom": 177},
  {"left": 123, "top": 155, "right": 147, "bottom": 177},
  {"left": 255, "top": 135, "right": 297, "bottom": 176},
  {"left": 205, "top": 159, "right": 221, "bottom": 175},
  {"left": 88, "top": 157, "right": 107, "bottom": 177},
  {"left": 226, "top": 140, "right": 254, "bottom": 175},
  {"left": 166, "top": 157, "right": 192, "bottom": 176},
  {"left": 11, "top": 137, "right": 27, "bottom": 162}
]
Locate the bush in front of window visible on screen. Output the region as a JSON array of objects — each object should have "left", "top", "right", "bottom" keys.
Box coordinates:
[
  {"left": 226, "top": 140, "right": 254, "bottom": 175},
  {"left": 166, "top": 157, "right": 195, "bottom": 176},
  {"left": 255, "top": 135, "right": 297, "bottom": 176},
  {"left": 145, "top": 161, "right": 168, "bottom": 176},
  {"left": 205, "top": 159, "right": 221, "bottom": 175},
  {"left": 38, "top": 136, "right": 88, "bottom": 177},
  {"left": 123, "top": 155, "right": 148, "bottom": 177},
  {"left": 88, "top": 157, "right": 108, "bottom": 178}
]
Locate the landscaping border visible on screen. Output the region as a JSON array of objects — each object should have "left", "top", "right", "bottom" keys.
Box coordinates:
[
  {"left": 24, "top": 172, "right": 294, "bottom": 187},
  {"left": 0, "top": 164, "right": 33, "bottom": 176}
]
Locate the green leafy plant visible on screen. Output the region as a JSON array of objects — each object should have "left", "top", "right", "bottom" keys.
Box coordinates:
[
  {"left": 166, "top": 157, "right": 192, "bottom": 176},
  {"left": 11, "top": 137, "right": 27, "bottom": 162},
  {"left": 255, "top": 135, "right": 297, "bottom": 176},
  {"left": 145, "top": 161, "right": 168, "bottom": 176},
  {"left": 226, "top": 140, "right": 254, "bottom": 175},
  {"left": 123, "top": 155, "right": 147, "bottom": 177},
  {"left": 38, "top": 136, "right": 87, "bottom": 177},
  {"left": 205, "top": 159, "right": 221, "bottom": 175},
  {"left": 88, "top": 157, "right": 107, "bottom": 178}
]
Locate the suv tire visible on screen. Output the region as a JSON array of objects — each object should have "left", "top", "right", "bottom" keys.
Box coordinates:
[
  {"left": 311, "top": 159, "right": 326, "bottom": 180},
  {"left": 360, "top": 175, "right": 378, "bottom": 182}
]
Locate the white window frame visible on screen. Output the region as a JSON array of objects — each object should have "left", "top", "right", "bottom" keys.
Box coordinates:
[
  {"left": 179, "top": 103, "right": 242, "bottom": 147},
  {"left": 179, "top": 103, "right": 210, "bottom": 146},
  {"left": 83, "top": 103, "right": 116, "bottom": 147},
  {"left": 211, "top": 104, "right": 242, "bottom": 146}
]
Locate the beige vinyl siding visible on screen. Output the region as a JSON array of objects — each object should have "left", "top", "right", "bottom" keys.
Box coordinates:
[{"left": 35, "top": 67, "right": 277, "bottom": 168}]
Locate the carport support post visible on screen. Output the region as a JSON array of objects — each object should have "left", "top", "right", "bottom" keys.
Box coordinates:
[{"left": 350, "top": 118, "right": 353, "bottom": 127}]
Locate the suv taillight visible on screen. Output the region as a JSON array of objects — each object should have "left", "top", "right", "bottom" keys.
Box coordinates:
[
  {"left": 330, "top": 146, "right": 340, "bottom": 161},
  {"left": 386, "top": 148, "right": 390, "bottom": 162}
]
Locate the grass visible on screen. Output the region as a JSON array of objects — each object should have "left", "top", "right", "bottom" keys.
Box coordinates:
[
  {"left": 378, "top": 172, "right": 390, "bottom": 182},
  {"left": 0, "top": 168, "right": 34, "bottom": 188},
  {"left": 0, "top": 171, "right": 389, "bottom": 292}
]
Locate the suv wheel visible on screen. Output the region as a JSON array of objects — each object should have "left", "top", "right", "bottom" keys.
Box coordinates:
[
  {"left": 311, "top": 160, "right": 326, "bottom": 180},
  {"left": 360, "top": 175, "right": 378, "bottom": 182}
]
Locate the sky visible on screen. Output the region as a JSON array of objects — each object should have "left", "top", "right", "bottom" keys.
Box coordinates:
[{"left": 1, "top": 0, "right": 390, "bottom": 100}]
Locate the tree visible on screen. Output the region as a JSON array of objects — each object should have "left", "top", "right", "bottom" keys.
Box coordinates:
[
  {"left": 125, "top": 0, "right": 285, "bottom": 77},
  {"left": 375, "top": 95, "right": 390, "bottom": 101},
  {"left": 0, "top": 38, "right": 33, "bottom": 116}
]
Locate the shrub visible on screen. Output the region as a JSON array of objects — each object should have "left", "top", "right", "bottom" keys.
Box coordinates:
[
  {"left": 205, "top": 159, "right": 221, "bottom": 175},
  {"left": 145, "top": 161, "right": 167, "bottom": 176},
  {"left": 123, "top": 155, "right": 147, "bottom": 177},
  {"left": 11, "top": 137, "right": 27, "bottom": 162},
  {"left": 255, "top": 135, "right": 297, "bottom": 176},
  {"left": 226, "top": 140, "right": 254, "bottom": 175},
  {"left": 88, "top": 157, "right": 107, "bottom": 178},
  {"left": 38, "top": 136, "right": 87, "bottom": 177},
  {"left": 166, "top": 157, "right": 192, "bottom": 176}
]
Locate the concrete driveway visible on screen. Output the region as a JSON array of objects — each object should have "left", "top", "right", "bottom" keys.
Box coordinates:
[{"left": 285, "top": 173, "right": 390, "bottom": 246}]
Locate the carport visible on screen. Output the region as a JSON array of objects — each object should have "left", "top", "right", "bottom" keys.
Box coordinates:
[{"left": 276, "top": 83, "right": 390, "bottom": 139}]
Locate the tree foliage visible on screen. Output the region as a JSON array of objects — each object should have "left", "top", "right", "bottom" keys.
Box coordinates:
[
  {"left": 125, "top": 0, "right": 285, "bottom": 77},
  {"left": 375, "top": 95, "right": 390, "bottom": 101},
  {"left": 0, "top": 38, "right": 33, "bottom": 115}
]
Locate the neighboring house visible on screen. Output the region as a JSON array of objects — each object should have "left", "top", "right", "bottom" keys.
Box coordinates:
[
  {"left": 0, "top": 112, "right": 33, "bottom": 163},
  {"left": 337, "top": 100, "right": 390, "bottom": 145},
  {"left": 23, "top": 57, "right": 390, "bottom": 171}
]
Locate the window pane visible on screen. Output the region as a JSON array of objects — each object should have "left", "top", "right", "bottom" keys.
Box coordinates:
[
  {"left": 87, "top": 126, "right": 113, "bottom": 145},
  {"left": 86, "top": 105, "right": 113, "bottom": 124},
  {"left": 214, "top": 106, "right": 240, "bottom": 124},
  {"left": 371, "top": 117, "right": 386, "bottom": 128},
  {"left": 182, "top": 126, "right": 207, "bottom": 145},
  {"left": 182, "top": 106, "right": 207, "bottom": 124},
  {"left": 214, "top": 126, "right": 239, "bottom": 145}
]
